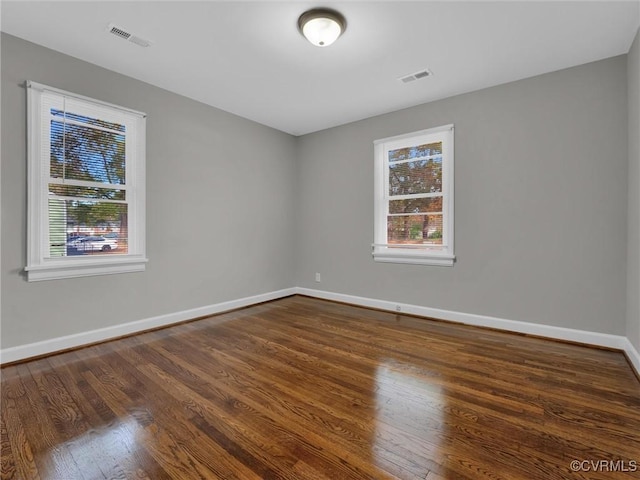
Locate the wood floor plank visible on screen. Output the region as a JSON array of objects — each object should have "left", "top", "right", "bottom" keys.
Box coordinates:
[
  {"left": 12, "top": 362, "right": 87, "bottom": 480},
  {"left": 45, "top": 354, "right": 170, "bottom": 480},
  {"left": 188, "top": 310, "right": 632, "bottom": 466},
  {"left": 1, "top": 393, "right": 38, "bottom": 480},
  {"left": 194, "top": 324, "right": 596, "bottom": 478},
  {"left": 118, "top": 338, "right": 391, "bottom": 480},
  {"left": 160, "top": 322, "right": 477, "bottom": 478},
  {"left": 262, "top": 305, "right": 639, "bottom": 413},
  {"left": 81, "top": 347, "right": 267, "bottom": 480},
  {"left": 27, "top": 360, "right": 115, "bottom": 479},
  {"left": 106, "top": 340, "right": 302, "bottom": 480},
  {"left": 2, "top": 295, "right": 639, "bottom": 479},
  {"left": 0, "top": 412, "right": 18, "bottom": 480}
]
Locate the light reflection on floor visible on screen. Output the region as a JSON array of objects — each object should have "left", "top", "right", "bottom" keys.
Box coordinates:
[
  {"left": 373, "top": 360, "right": 444, "bottom": 478},
  {"left": 54, "top": 417, "right": 144, "bottom": 478}
]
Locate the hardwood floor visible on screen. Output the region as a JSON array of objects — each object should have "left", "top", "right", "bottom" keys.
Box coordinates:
[{"left": 2, "top": 295, "right": 639, "bottom": 479}]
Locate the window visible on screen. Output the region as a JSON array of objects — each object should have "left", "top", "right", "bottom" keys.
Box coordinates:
[
  {"left": 373, "top": 124, "right": 455, "bottom": 266},
  {"left": 25, "top": 81, "right": 147, "bottom": 281}
]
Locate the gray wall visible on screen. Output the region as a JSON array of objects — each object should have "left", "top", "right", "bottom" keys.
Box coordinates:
[
  {"left": 295, "top": 56, "right": 629, "bottom": 335},
  {"left": 628, "top": 27, "right": 640, "bottom": 352},
  {"left": 1, "top": 33, "right": 296, "bottom": 349},
  {"left": 1, "top": 32, "right": 635, "bottom": 350}
]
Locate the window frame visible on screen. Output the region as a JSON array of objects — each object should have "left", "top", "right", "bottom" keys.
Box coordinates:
[
  {"left": 373, "top": 124, "right": 455, "bottom": 266},
  {"left": 25, "top": 81, "right": 148, "bottom": 281}
]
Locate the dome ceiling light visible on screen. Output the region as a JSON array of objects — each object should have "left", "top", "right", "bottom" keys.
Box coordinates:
[{"left": 297, "top": 8, "right": 346, "bottom": 47}]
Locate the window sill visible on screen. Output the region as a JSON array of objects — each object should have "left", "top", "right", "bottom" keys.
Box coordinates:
[
  {"left": 372, "top": 248, "right": 455, "bottom": 266},
  {"left": 25, "top": 255, "right": 148, "bottom": 282}
]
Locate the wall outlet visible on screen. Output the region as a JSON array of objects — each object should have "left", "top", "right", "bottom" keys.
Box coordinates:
[
  {"left": 396, "top": 305, "right": 401, "bottom": 312},
  {"left": 315, "top": 272, "right": 321, "bottom": 282}
]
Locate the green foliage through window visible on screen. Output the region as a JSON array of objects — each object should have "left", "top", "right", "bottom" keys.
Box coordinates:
[{"left": 48, "top": 108, "right": 128, "bottom": 256}]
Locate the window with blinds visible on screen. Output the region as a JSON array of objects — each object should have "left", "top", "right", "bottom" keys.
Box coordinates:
[
  {"left": 26, "top": 81, "right": 147, "bottom": 281},
  {"left": 373, "top": 125, "right": 455, "bottom": 266}
]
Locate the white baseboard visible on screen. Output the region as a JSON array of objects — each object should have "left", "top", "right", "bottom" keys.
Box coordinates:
[
  {"left": 2, "top": 285, "right": 639, "bottom": 379},
  {"left": 295, "top": 287, "right": 636, "bottom": 368},
  {"left": 0, "top": 287, "right": 296, "bottom": 364},
  {"left": 623, "top": 338, "right": 640, "bottom": 377}
]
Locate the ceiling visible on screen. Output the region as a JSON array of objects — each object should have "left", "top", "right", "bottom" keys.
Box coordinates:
[{"left": 2, "top": 1, "right": 639, "bottom": 136}]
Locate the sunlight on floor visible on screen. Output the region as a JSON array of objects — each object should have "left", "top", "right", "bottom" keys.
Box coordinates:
[
  {"left": 373, "top": 360, "right": 444, "bottom": 478},
  {"left": 57, "top": 417, "right": 145, "bottom": 477}
]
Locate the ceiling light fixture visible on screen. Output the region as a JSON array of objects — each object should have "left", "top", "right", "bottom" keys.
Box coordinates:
[{"left": 298, "top": 8, "right": 346, "bottom": 47}]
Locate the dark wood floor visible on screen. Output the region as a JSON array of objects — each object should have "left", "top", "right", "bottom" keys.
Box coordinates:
[{"left": 2, "top": 295, "right": 639, "bottom": 479}]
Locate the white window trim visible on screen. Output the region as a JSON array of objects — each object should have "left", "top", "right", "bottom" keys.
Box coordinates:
[
  {"left": 25, "top": 81, "right": 148, "bottom": 281},
  {"left": 373, "top": 124, "right": 455, "bottom": 266}
]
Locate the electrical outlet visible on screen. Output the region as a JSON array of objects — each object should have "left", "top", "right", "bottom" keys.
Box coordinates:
[
  {"left": 396, "top": 305, "right": 401, "bottom": 312},
  {"left": 315, "top": 272, "right": 321, "bottom": 282}
]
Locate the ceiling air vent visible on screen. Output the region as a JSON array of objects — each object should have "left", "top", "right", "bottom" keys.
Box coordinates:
[
  {"left": 399, "top": 69, "right": 433, "bottom": 84},
  {"left": 107, "top": 23, "right": 153, "bottom": 47}
]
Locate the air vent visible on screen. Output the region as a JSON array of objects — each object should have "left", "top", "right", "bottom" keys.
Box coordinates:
[
  {"left": 107, "top": 23, "right": 152, "bottom": 47},
  {"left": 399, "top": 69, "right": 433, "bottom": 84}
]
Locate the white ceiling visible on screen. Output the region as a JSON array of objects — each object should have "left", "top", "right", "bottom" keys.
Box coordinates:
[{"left": 2, "top": 1, "right": 639, "bottom": 135}]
